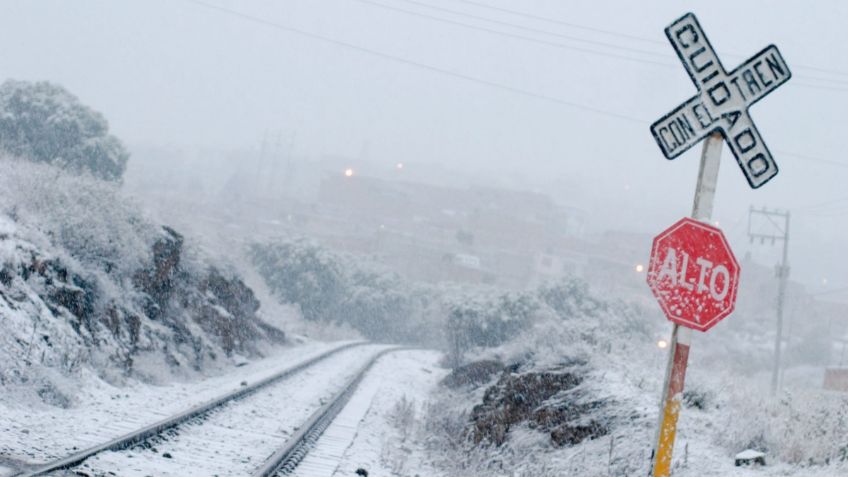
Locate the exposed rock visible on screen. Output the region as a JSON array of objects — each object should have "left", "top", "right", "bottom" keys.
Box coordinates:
[
  {"left": 132, "top": 227, "right": 285, "bottom": 357},
  {"left": 184, "top": 267, "right": 285, "bottom": 356},
  {"left": 133, "top": 226, "right": 183, "bottom": 320},
  {"left": 201, "top": 267, "right": 260, "bottom": 318},
  {"left": 1, "top": 222, "right": 286, "bottom": 401},
  {"left": 441, "top": 360, "right": 506, "bottom": 389},
  {"left": 47, "top": 284, "right": 92, "bottom": 320},
  {"left": 466, "top": 365, "right": 609, "bottom": 447}
]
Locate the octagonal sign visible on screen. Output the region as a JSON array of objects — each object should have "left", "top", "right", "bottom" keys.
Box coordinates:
[{"left": 647, "top": 217, "right": 740, "bottom": 332}]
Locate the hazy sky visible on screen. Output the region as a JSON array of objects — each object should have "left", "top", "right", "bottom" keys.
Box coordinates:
[{"left": 1, "top": 0, "right": 847, "bottom": 292}]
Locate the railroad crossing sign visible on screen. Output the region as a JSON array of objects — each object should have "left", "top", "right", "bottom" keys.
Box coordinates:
[
  {"left": 650, "top": 12, "right": 792, "bottom": 189},
  {"left": 646, "top": 217, "right": 740, "bottom": 332}
]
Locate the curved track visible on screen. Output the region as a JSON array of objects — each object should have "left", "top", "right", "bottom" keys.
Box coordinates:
[{"left": 15, "top": 342, "right": 378, "bottom": 477}]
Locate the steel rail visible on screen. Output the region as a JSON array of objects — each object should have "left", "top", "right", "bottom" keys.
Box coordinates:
[
  {"left": 252, "top": 347, "right": 400, "bottom": 477},
  {"left": 16, "top": 341, "right": 366, "bottom": 477}
]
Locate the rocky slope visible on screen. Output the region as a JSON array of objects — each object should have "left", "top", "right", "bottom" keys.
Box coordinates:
[{"left": 0, "top": 159, "right": 285, "bottom": 405}]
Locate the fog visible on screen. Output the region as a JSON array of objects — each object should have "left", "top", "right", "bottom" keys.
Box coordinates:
[
  {"left": 5, "top": 2, "right": 848, "bottom": 475},
  {"left": 1, "top": 0, "right": 846, "bottom": 293}
]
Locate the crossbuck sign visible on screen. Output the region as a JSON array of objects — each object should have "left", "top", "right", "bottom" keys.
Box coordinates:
[{"left": 650, "top": 13, "right": 792, "bottom": 188}]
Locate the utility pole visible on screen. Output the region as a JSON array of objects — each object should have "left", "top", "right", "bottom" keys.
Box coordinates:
[{"left": 748, "top": 206, "right": 791, "bottom": 395}]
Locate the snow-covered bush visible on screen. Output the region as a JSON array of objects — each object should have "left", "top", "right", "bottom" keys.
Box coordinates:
[
  {"left": 448, "top": 292, "right": 538, "bottom": 347},
  {"left": 248, "top": 239, "right": 346, "bottom": 323},
  {"left": 717, "top": 386, "right": 848, "bottom": 465},
  {"left": 0, "top": 80, "right": 129, "bottom": 181},
  {"left": 0, "top": 157, "right": 156, "bottom": 276},
  {"left": 250, "top": 239, "right": 443, "bottom": 344},
  {"left": 343, "top": 266, "right": 415, "bottom": 340},
  {"left": 444, "top": 290, "right": 539, "bottom": 367},
  {"left": 251, "top": 238, "right": 565, "bottom": 348}
]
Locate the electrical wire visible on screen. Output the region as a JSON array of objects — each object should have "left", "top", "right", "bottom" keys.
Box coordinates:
[
  {"left": 363, "top": 0, "right": 848, "bottom": 91},
  {"left": 798, "top": 196, "right": 848, "bottom": 211},
  {"left": 400, "top": 0, "right": 848, "bottom": 87},
  {"left": 777, "top": 151, "right": 848, "bottom": 168},
  {"left": 450, "top": 0, "right": 848, "bottom": 80},
  {"left": 184, "top": 0, "right": 848, "bottom": 171},
  {"left": 353, "top": 0, "right": 676, "bottom": 69},
  {"left": 448, "top": 0, "right": 667, "bottom": 46},
  {"left": 185, "top": 0, "right": 647, "bottom": 124},
  {"left": 372, "top": 0, "right": 671, "bottom": 59}
]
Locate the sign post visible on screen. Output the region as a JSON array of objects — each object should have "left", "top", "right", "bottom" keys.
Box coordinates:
[
  {"left": 646, "top": 11, "right": 791, "bottom": 476},
  {"left": 649, "top": 133, "right": 727, "bottom": 477}
]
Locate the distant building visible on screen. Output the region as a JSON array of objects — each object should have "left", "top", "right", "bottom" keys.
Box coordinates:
[{"left": 311, "top": 173, "right": 587, "bottom": 287}]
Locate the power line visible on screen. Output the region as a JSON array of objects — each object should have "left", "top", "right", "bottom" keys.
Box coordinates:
[
  {"left": 802, "top": 206, "right": 848, "bottom": 218},
  {"left": 396, "top": 0, "right": 848, "bottom": 88},
  {"left": 359, "top": 0, "right": 848, "bottom": 93},
  {"left": 792, "top": 81, "right": 848, "bottom": 93},
  {"left": 376, "top": 0, "right": 670, "bottom": 59},
  {"left": 353, "top": 0, "right": 676, "bottom": 69},
  {"left": 449, "top": 0, "right": 666, "bottom": 46},
  {"left": 451, "top": 0, "right": 848, "bottom": 80},
  {"left": 184, "top": 0, "right": 646, "bottom": 124},
  {"left": 184, "top": 0, "right": 848, "bottom": 171},
  {"left": 777, "top": 150, "right": 848, "bottom": 168},
  {"left": 798, "top": 196, "right": 848, "bottom": 211}
]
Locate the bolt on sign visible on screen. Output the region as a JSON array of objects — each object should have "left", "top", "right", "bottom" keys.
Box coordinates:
[
  {"left": 647, "top": 218, "right": 740, "bottom": 332},
  {"left": 650, "top": 12, "right": 791, "bottom": 189}
]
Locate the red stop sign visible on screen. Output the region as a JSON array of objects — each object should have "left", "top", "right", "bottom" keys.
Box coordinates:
[{"left": 647, "top": 217, "right": 740, "bottom": 332}]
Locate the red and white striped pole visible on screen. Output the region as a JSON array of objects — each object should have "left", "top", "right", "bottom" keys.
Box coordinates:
[{"left": 650, "top": 132, "right": 723, "bottom": 477}]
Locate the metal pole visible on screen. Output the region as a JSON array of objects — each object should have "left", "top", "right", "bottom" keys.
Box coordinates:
[
  {"left": 650, "top": 132, "right": 722, "bottom": 477},
  {"left": 771, "top": 212, "right": 790, "bottom": 394}
]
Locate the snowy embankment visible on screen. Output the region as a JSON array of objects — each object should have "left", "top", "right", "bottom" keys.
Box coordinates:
[
  {"left": 0, "top": 158, "right": 287, "bottom": 399},
  {"left": 0, "top": 341, "right": 347, "bottom": 471},
  {"left": 409, "top": 281, "right": 848, "bottom": 476},
  {"left": 0, "top": 157, "right": 299, "bottom": 472}
]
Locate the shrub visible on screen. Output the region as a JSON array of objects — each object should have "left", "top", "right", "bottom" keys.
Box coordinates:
[{"left": 0, "top": 80, "right": 129, "bottom": 180}]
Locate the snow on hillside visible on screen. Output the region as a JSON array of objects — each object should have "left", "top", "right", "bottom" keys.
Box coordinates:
[
  {"left": 414, "top": 280, "right": 848, "bottom": 476},
  {"left": 0, "top": 157, "right": 286, "bottom": 408}
]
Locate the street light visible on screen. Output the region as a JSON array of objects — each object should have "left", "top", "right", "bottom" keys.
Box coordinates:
[
  {"left": 657, "top": 339, "right": 668, "bottom": 349},
  {"left": 635, "top": 264, "right": 645, "bottom": 273},
  {"left": 344, "top": 168, "right": 354, "bottom": 177},
  {"left": 396, "top": 162, "right": 404, "bottom": 170}
]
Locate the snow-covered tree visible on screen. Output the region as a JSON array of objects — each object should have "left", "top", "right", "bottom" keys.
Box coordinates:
[
  {"left": 249, "top": 240, "right": 347, "bottom": 323},
  {"left": 343, "top": 267, "right": 413, "bottom": 340},
  {"left": 250, "top": 240, "right": 444, "bottom": 343},
  {"left": 0, "top": 80, "right": 129, "bottom": 181}
]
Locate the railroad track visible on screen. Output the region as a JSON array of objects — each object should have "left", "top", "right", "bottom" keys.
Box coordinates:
[
  {"left": 12, "top": 342, "right": 398, "bottom": 477},
  {"left": 252, "top": 348, "right": 395, "bottom": 476}
]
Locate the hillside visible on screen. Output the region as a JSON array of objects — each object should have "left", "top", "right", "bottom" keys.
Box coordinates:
[{"left": 0, "top": 158, "right": 285, "bottom": 406}]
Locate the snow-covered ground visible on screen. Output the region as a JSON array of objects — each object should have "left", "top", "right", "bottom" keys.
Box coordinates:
[
  {"left": 73, "top": 344, "right": 391, "bottom": 476},
  {"left": 292, "top": 349, "right": 447, "bottom": 477},
  {"left": 0, "top": 340, "right": 357, "bottom": 475}
]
